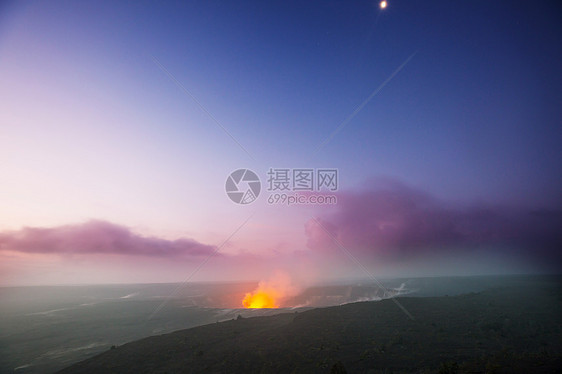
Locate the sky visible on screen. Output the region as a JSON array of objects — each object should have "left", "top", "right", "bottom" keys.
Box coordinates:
[{"left": 0, "top": 0, "right": 560, "bottom": 285}]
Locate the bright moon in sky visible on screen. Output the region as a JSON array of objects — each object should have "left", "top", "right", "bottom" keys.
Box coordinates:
[{"left": 380, "top": 1, "right": 387, "bottom": 9}]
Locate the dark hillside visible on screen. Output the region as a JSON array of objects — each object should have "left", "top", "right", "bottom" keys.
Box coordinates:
[{"left": 58, "top": 283, "right": 562, "bottom": 373}]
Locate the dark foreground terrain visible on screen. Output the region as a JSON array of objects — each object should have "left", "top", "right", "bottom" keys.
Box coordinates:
[{"left": 58, "top": 279, "right": 561, "bottom": 373}]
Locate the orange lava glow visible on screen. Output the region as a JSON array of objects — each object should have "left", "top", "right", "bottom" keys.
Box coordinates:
[{"left": 242, "top": 290, "right": 279, "bottom": 308}]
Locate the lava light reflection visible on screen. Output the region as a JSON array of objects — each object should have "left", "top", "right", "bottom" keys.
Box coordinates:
[{"left": 242, "top": 290, "right": 279, "bottom": 308}]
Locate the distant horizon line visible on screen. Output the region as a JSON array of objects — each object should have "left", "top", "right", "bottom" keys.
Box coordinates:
[{"left": 2, "top": 272, "right": 559, "bottom": 288}]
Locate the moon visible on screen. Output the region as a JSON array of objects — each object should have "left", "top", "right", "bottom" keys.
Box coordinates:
[{"left": 380, "top": 1, "right": 387, "bottom": 9}]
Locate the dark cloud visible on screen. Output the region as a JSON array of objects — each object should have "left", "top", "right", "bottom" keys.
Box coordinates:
[
  {"left": 0, "top": 220, "right": 215, "bottom": 257},
  {"left": 306, "top": 179, "right": 562, "bottom": 268}
]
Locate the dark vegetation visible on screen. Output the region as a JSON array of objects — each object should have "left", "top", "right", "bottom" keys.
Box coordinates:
[{"left": 58, "top": 281, "right": 561, "bottom": 373}]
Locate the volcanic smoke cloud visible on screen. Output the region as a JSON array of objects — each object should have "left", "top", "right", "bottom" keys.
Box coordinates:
[
  {"left": 305, "top": 179, "right": 562, "bottom": 270},
  {"left": 242, "top": 271, "right": 299, "bottom": 308},
  {"left": 0, "top": 220, "right": 215, "bottom": 257}
]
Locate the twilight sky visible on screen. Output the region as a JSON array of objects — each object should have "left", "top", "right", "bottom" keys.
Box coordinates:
[{"left": 1, "top": 0, "right": 560, "bottom": 285}]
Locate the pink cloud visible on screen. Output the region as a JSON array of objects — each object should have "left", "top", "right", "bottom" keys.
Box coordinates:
[
  {"left": 0, "top": 220, "right": 215, "bottom": 257},
  {"left": 305, "top": 179, "right": 562, "bottom": 268}
]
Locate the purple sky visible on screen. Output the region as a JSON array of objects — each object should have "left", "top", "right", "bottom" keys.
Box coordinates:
[{"left": 0, "top": 0, "right": 560, "bottom": 285}]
